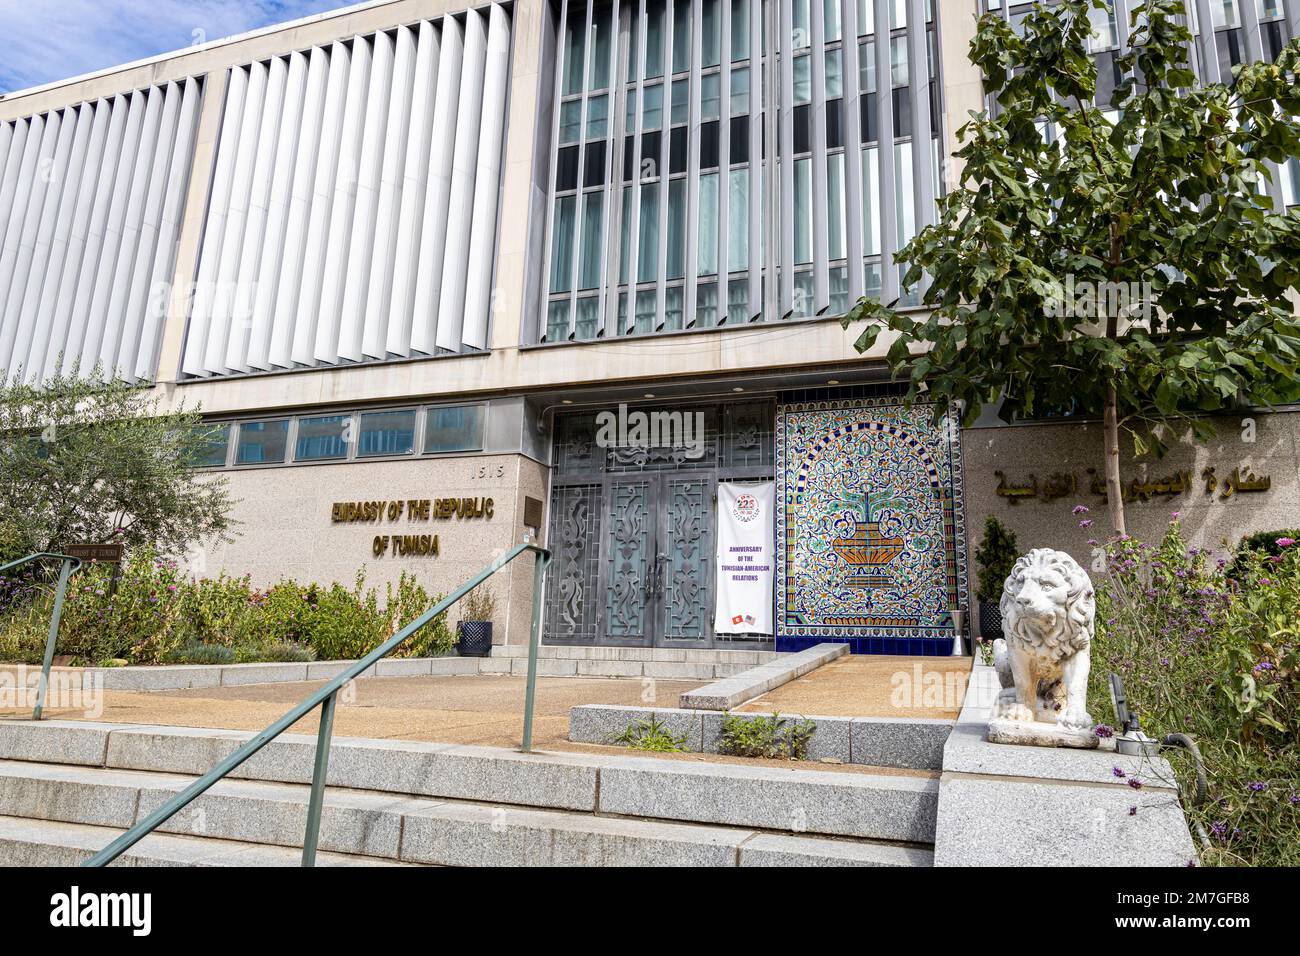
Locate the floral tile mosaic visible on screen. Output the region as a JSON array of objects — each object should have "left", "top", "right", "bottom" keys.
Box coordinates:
[{"left": 775, "top": 395, "right": 968, "bottom": 652}]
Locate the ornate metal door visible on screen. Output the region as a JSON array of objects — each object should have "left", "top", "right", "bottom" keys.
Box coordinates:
[{"left": 544, "top": 401, "right": 774, "bottom": 648}]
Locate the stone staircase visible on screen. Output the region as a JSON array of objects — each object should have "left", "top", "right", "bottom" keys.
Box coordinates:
[{"left": 0, "top": 720, "right": 936, "bottom": 867}]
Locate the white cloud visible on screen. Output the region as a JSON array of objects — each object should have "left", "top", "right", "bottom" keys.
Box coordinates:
[{"left": 0, "top": 0, "right": 360, "bottom": 94}]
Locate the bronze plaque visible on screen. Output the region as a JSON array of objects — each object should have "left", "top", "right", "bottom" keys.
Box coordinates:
[
  {"left": 523, "top": 496, "right": 544, "bottom": 529},
  {"left": 63, "top": 543, "right": 124, "bottom": 563}
]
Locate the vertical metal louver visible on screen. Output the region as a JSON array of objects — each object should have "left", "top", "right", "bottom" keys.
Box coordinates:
[
  {"left": 182, "top": 3, "right": 513, "bottom": 379},
  {"left": 0, "top": 78, "right": 203, "bottom": 384}
]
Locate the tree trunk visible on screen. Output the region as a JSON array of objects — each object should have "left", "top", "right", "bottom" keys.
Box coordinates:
[{"left": 1103, "top": 383, "right": 1126, "bottom": 537}]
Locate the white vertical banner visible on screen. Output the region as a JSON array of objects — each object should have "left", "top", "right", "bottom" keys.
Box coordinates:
[{"left": 714, "top": 481, "right": 775, "bottom": 635}]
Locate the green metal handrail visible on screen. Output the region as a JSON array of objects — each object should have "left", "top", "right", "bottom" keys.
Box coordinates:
[
  {"left": 0, "top": 552, "right": 84, "bottom": 720},
  {"left": 84, "top": 541, "right": 551, "bottom": 868}
]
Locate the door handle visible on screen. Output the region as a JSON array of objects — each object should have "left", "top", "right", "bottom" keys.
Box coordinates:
[{"left": 654, "top": 552, "right": 667, "bottom": 596}]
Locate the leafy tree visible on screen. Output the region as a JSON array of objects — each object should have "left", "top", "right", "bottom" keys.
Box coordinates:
[
  {"left": 841, "top": 0, "right": 1300, "bottom": 535},
  {"left": 0, "top": 367, "right": 235, "bottom": 561}
]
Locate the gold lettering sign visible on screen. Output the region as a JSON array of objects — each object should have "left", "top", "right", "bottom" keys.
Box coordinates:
[
  {"left": 329, "top": 496, "right": 494, "bottom": 557},
  {"left": 994, "top": 465, "right": 1273, "bottom": 505}
]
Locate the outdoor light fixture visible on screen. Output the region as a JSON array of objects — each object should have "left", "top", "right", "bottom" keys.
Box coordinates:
[{"left": 1108, "top": 672, "right": 1159, "bottom": 757}]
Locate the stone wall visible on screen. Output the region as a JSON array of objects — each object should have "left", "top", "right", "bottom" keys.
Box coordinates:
[
  {"left": 197, "top": 452, "right": 546, "bottom": 645},
  {"left": 962, "top": 408, "right": 1300, "bottom": 590}
]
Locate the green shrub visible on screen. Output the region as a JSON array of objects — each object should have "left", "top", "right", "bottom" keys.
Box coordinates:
[
  {"left": 974, "top": 516, "right": 1019, "bottom": 602},
  {"left": 162, "top": 643, "right": 236, "bottom": 665},
  {"left": 1088, "top": 520, "right": 1299, "bottom": 866},
  {"left": 1225, "top": 528, "right": 1300, "bottom": 581},
  {"left": 613, "top": 715, "right": 691, "bottom": 752},
  {"left": 0, "top": 557, "right": 454, "bottom": 666},
  {"left": 460, "top": 585, "right": 496, "bottom": 624},
  {"left": 717, "top": 712, "right": 816, "bottom": 760}
]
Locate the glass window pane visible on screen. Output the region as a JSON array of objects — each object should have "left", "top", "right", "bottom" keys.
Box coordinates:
[
  {"left": 793, "top": 271, "right": 813, "bottom": 317},
  {"left": 192, "top": 423, "right": 229, "bottom": 468},
  {"left": 590, "top": 2, "right": 613, "bottom": 89},
  {"left": 425, "top": 405, "right": 485, "bottom": 454},
  {"left": 859, "top": 40, "right": 876, "bottom": 93},
  {"left": 895, "top": 140, "right": 915, "bottom": 248},
  {"left": 697, "top": 281, "right": 718, "bottom": 327},
  {"left": 703, "top": 0, "right": 721, "bottom": 67},
  {"left": 861, "top": 145, "right": 880, "bottom": 256},
  {"left": 891, "top": 36, "right": 908, "bottom": 87},
  {"left": 702, "top": 73, "right": 721, "bottom": 121},
  {"left": 825, "top": 0, "right": 843, "bottom": 42},
  {"left": 638, "top": 183, "right": 659, "bottom": 282},
  {"left": 236, "top": 420, "right": 289, "bottom": 465},
  {"left": 794, "top": 54, "right": 811, "bottom": 103},
  {"left": 619, "top": 186, "right": 632, "bottom": 283},
  {"left": 667, "top": 180, "right": 687, "bottom": 279},
  {"left": 646, "top": 2, "right": 666, "bottom": 77},
  {"left": 579, "top": 191, "right": 604, "bottom": 289},
  {"left": 699, "top": 172, "right": 719, "bottom": 276},
  {"left": 643, "top": 83, "right": 664, "bottom": 130},
  {"left": 731, "top": 67, "right": 750, "bottom": 114},
  {"left": 672, "top": 78, "right": 690, "bottom": 123},
  {"left": 794, "top": 158, "right": 812, "bottom": 264},
  {"left": 673, "top": 0, "right": 692, "bottom": 73},
  {"left": 728, "top": 277, "right": 749, "bottom": 322},
  {"left": 586, "top": 94, "right": 609, "bottom": 138},
  {"left": 665, "top": 286, "right": 684, "bottom": 330},
  {"left": 547, "top": 299, "right": 571, "bottom": 341},
  {"left": 825, "top": 48, "right": 843, "bottom": 98},
  {"left": 858, "top": 0, "right": 874, "bottom": 36},
  {"left": 1211, "top": 0, "right": 1240, "bottom": 28},
  {"left": 575, "top": 296, "right": 600, "bottom": 339},
  {"left": 891, "top": 0, "right": 906, "bottom": 29},
  {"left": 549, "top": 196, "right": 576, "bottom": 293},
  {"left": 827, "top": 152, "right": 845, "bottom": 261},
  {"left": 563, "top": 9, "right": 585, "bottom": 95},
  {"left": 793, "top": 0, "right": 810, "bottom": 46},
  {"left": 295, "top": 415, "right": 349, "bottom": 461},
  {"left": 731, "top": 0, "right": 749, "bottom": 60},
  {"left": 830, "top": 265, "right": 849, "bottom": 314},
  {"left": 560, "top": 100, "right": 582, "bottom": 144},
  {"left": 358, "top": 410, "right": 416, "bottom": 458},
  {"left": 728, "top": 168, "right": 748, "bottom": 272},
  {"left": 634, "top": 289, "right": 656, "bottom": 333}
]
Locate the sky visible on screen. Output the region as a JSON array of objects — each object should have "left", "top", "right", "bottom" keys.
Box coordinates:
[{"left": 0, "top": 0, "right": 362, "bottom": 94}]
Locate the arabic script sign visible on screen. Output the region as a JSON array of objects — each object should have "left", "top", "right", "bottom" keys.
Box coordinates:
[{"left": 995, "top": 465, "right": 1272, "bottom": 505}]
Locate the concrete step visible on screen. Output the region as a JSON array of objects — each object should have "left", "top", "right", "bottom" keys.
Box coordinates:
[
  {"left": 0, "top": 759, "right": 932, "bottom": 867},
  {"left": 0, "top": 720, "right": 938, "bottom": 844},
  {"left": 0, "top": 814, "right": 417, "bottom": 867}
]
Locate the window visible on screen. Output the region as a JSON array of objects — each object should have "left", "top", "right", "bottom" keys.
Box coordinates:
[
  {"left": 425, "top": 405, "right": 485, "bottom": 454},
  {"left": 236, "top": 420, "right": 289, "bottom": 465},
  {"left": 295, "top": 415, "right": 350, "bottom": 461},
  {"left": 192, "top": 424, "right": 230, "bottom": 468},
  {"left": 358, "top": 409, "right": 416, "bottom": 457}
]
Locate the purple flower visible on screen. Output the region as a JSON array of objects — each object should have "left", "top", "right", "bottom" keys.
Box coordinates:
[
  {"left": 1128, "top": 806, "right": 1137, "bottom": 816},
  {"left": 1079, "top": 519, "right": 1093, "bottom": 528},
  {"left": 1277, "top": 537, "right": 1295, "bottom": 548},
  {"left": 1094, "top": 725, "right": 1114, "bottom": 739},
  {"left": 1260, "top": 578, "right": 1273, "bottom": 586},
  {"left": 1112, "top": 767, "right": 1126, "bottom": 778},
  {"left": 1247, "top": 781, "right": 1267, "bottom": 793},
  {"left": 1073, "top": 505, "right": 1090, "bottom": 515},
  {"left": 1160, "top": 658, "right": 1170, "bottom": 667},
  {"left": 1127, "top": 778, "right": 1143, "bottom": 790}
]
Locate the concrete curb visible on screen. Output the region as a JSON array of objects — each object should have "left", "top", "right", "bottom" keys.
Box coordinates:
[
  {"left": 0, "top": 645, "right": 776, "bottom": 691},
  {"left": 568, "top": 703, "right": 952, "bottom": 770},
  {"left": 678, "top": 643, "right": 849, "bottom": 710}
]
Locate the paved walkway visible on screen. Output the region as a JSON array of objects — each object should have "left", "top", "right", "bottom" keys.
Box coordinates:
[{"left": 737, "top": 655, "right": 970, "bottom": 719}]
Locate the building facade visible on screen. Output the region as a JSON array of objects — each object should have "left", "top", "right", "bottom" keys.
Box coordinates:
[{"left": 0, "top": 0, "right": 1297, "bottom": 652}]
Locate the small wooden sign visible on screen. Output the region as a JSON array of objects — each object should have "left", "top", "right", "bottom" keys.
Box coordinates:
[{"left": 64, "top": 543, "right": 123, "bottom": 564}]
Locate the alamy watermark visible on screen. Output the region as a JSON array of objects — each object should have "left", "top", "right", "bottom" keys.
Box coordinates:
[
  {"left": 1044, "top": 276, "right": 1154, "bottom": 324},
  {"left": 594, "top": 403, "right": 706, "bottom": 459},
  {"left": 0, "top": 666, "right": 103, "bottom": 718}
]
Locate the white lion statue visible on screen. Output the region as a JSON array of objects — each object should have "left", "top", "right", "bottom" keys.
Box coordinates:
[{"left": 990, "top": 548, "right": 1095, "bottom": 730}]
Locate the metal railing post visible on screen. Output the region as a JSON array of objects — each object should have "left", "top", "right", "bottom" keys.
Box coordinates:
[
  {"left": 34, "top": 557, "right": 77, "bottom": 721},
  {"left": 301, "top": 690, "right": 338, "bottom": 867},
  {"left": 520, "top": 550, "right": 551, "bottom": 753}
]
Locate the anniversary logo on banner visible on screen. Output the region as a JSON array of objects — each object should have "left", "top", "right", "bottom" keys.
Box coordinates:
[{"left": 714, "top": 481, "right": 774, "bottom": 635}]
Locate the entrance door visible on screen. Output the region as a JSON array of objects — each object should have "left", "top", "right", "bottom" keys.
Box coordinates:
[{"left": 599, "top": 474, "right": 715, "bottom": 647}]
